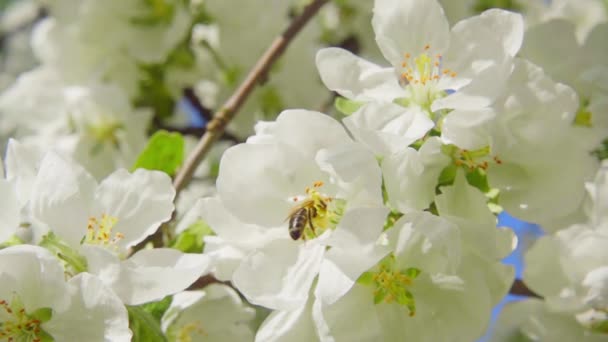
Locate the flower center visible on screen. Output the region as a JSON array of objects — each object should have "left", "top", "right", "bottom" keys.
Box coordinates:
[
  {"left": 88, "top": 120, "right": 123, "bottom": 147},
  {"left": 451, "top": 146, "right": 503, "bottom": 171},
  {"left": 574, "top": 98, "right": 593, "bottom": 128},
  {"left": 287, "top": 181, "right": 344, "bottom": 241},
  {"left": 83, "top": 214, "right": 124, "bottom": 248},
  {"left": 0, "top": 294, "right": 52, "bottom": 342},
  {"left": 358, "top": 255, "right": 421, "bottom": 316},
  {"left": 397, "top": 44, "right": 455, "bottom": 112},
  {"left": 175, "top": 321, "right": 207, "bottom": 342}
]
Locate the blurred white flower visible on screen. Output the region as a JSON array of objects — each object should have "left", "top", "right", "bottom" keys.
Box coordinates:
[
  {"left": 162, "top": 284, "right": 256, "bottom": 342},
  {"left": 0, "top": 245, "right": 131, "bottom": 341}
]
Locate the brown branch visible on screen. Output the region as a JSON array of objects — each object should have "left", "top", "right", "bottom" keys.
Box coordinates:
[
  {"left": 509, "top": 279, "right": 542, "bottom": 298},
  {"left": 172, "top": 0, "right": 329, "bottom": 195}
]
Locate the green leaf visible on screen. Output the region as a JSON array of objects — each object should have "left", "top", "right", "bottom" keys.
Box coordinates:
[
  {"left": 170, "top": 220, "right": 214, "bottom": 253},
  {"left": 141, "top": 296, "right": 173, "bottom": 322},
  {"left": 128, "top": 305, "right": 167, "bottom": 342},
  {"left": 334, "top": 96, "right": 363, "bottom": 116},
  {"left": 132, "top": 130, "right": 185, "bottom": 176},
  {"left": 465, "top": 167, "right": 490, "bottom": 193},
  {"left": 437, "top": 163, "right": 458, "bottom": 186}
]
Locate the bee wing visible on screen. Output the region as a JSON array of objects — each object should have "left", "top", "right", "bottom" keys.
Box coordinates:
[{"left": 284, "top": 199, "right": 314, "bottom": 222}]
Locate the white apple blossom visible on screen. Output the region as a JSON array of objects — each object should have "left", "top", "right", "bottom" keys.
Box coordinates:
[
  {"left": 206, "top": 109, "right": 389, "bottom": 310},
  {"left": 505, "top": 164, "right": 608, "bottom": 338},
  {"left": 521, "top": 20, "right": 608, "bottom": 149},
  {"left": 30, "top": 152, "right": 210, "bottom": 305},
  {"left": 316, "top": 0, "right": 523, "bottom": 130},
  {"left": 313, "top": 174, "right": 514, "bottom": 341},
  {"left": 32, "top": 0, "right": 193, "bottom": 97},
  {"left": 482, "top": 59, "right": 599, "bottom": 229},
  {"left": 525, "top": 0, "right": 607, "bottom": 42},
  {"left": 0, "top": 68, "right": 152, "bottom": 179},
  {"left": 0, "top": 245, "right": 131, "bottom": 341},
  {"left": 161, "top": 284, "right": 256, "bottom": 342}
]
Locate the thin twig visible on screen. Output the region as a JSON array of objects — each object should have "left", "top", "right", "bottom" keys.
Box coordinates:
[
  {"left": 172, "top": 0, "right": 329, "bottom": 195},
  {"left": 509, "top": 279, "right": 541, "bottom": 298}
]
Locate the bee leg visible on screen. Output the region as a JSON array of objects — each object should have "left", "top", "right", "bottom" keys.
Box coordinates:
[{"left": 307, "top": 208, "right": 317, "bottom": 237}]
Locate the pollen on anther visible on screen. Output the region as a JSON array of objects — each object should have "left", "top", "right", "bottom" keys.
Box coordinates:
[
  {"left": 450, "top": 72, "right": 457, "bottom": 77},
  {"left": 424, "top": 44, "right": 430, "bottom": 50}
]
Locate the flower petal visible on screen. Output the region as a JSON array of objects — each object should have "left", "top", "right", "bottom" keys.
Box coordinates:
[
  {"left": 316, "top": 207, "right": 390, "bottom": 305},
  {"left": 343, "top": 102, "right": 434, "bottom": 156},
  {"left": 95, "top": 168, "right": 175, "bottom": 248},
  {"left": 316, "top": 47, "right": 402, "bottom": 101},
  {"left": 83, "top": 246, "right": 211, "bottom": 305},
  {"left": 43, "top": 273, "right": 131, "bottom": 342},
  {"left": 372, "top": 0, "right": 450, "bottom": 67},
  {"left": 233, "top": 239, "right": 325, "bottom": 310},
  {"left": 31, "top": 152, "right": 96, "bottom": 248}
]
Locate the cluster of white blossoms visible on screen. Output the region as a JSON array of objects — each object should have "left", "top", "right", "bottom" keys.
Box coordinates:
[{"left": 0, "top": 0, "right": 607, "bottom": 340}]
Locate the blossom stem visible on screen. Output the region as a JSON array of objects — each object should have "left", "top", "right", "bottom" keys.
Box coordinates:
[{"left": 172, "top": 0, "right": 329, "bottom": 195}]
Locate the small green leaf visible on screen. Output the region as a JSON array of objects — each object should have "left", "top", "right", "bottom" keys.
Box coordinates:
[
  {"left": 437, "top": 164, "right": 458, "bottom": 186},
  {"left": 128, "top": 305, "right": 168, "bottom": 342},
  {"left": 334, "top": 96, "right": 363, "bottom": 115},
  {"left": 466, "top": 167, "right": 490, "bottom": 193},
  {"left": 141, "top": 296, "right": 173, "bottom": 322},
  {"left": 132, "top": 131, "right": 185, "bottom": 176},
  {"left": 170, "top": 220, "right": 214, "bottom": 253}
]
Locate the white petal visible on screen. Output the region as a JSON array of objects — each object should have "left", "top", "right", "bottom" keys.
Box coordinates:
[
  {"left": 316, "top": 48, "right": 402, "bottom": 101},
  {"left": 0, "top": 180, "right": 20, "bottom": 242},
  {"left": 313, "top": 284, "right": 382, "bottom": 342},
  {"left": 523, "top": 236, "right": 569, "bottom": 298},
  {"left": 5, "top": 139, "right": 44, "bottom": 206},
  {"left": 84, "top": 246, "right": 211, "bottom": 305},
  {"left": 372, "top": 0, "right": 450, "bottom": 67},
  {"left": 382, "top": 137, "right": 450, "bottom": 212},
  {"left": 441, "top": 108, "right": 495, "bottom": 150},
  {"left": 469, "top": 9, "right": 524, "bottom": 57},
  {"left": 390, "top": 212, "right": 461, "bottom": 275},
  {"left": 492, "top": 299, "right": 604, "bottom": 342},
  {"left": 316, "top": 207, "right": 390, "bottom": 304},
  {"left": 0, "top": 245, "right": 70, "bottom": 313},
  {"left": 31, "top": 152, "right": 97, "bottom": 248},
  {"left": 520, "top": 20, "right": 582, "bottom": 87},
  {"left": 583, "top": 266, "right": 608, "bottom": 308},
  {"left": 162, "top": 284, "right": 255, "bottom": 341},
  {"left": 433, "top": 33, "right": 511, "bottom": 111},
  {"left": 95, "top": 168, "right": 175, "bottom": 248},
  {"left": 256, "top": 299, "right": 319, "bottom": 342},
  {"left": 343, "top": 102, "right": 434, "bottom": 156},
  {"left": 316, "top": 142, "right": 383, "bottom": 207},
  {"left": 233, "top": 240, "right": 325, "bottom": 310},
  {"left": 43, "top": 273, "right": 131, "bottom": 342}
]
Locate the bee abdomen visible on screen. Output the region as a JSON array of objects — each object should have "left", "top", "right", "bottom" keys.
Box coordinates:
[{"left": 288, "top": 208, "right": 308, "bottom": 240}]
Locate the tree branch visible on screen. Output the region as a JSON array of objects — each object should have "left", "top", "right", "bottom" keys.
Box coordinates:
[{"left": 172, "top": 0, "right": 329, "bottom": 195}]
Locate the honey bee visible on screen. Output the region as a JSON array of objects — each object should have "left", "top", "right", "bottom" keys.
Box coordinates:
[{"left": 286, "top": 199, "right": 326, "bottom": 240}]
